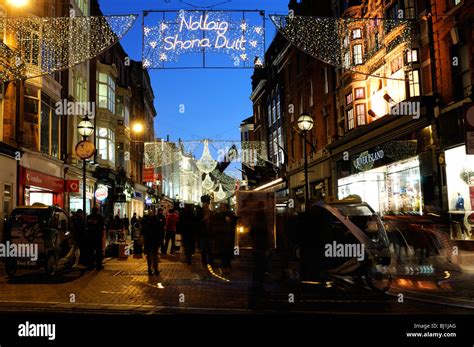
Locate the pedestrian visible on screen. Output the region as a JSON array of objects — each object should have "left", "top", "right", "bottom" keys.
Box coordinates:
[
  {"left": 180, "top": 204, "right": 198, "bottom": 265},
  {"left": 131, "top": 212, "right": 138, "bottom": 239},
  {"left": 122, "top": 214, "right": 130, "bottom": 240},
  {"left": 70, "top": 209, "right": 85, "bottom": 267},
  {"left": 162, "top": 209, "right": 179, "bottom": 255},
  {"left": 86, "top": 207, "right": 106, "bottom": 271},
  {"left": 248, "top": 208, "right": 270, "bottom": 309},
  {"left": 455, "top": 192, "right": 470, "bottom": 239},
  {"left": 210, "top": 203, "right": 237, "bottom": 273},
  {"left": 141, "top": 210, "right": 161, "bottom": 276},
  {"left": 197, "top": 198, "right": 213, "bottom": 267},
  {"left": 156, "top": 208, "right": 166, "bottom": 252},
  {"left": 114, "top": 214, "right": 124, "bottom": 241}
]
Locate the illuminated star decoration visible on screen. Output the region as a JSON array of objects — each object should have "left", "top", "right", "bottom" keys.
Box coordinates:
[
  {"left": 0, "top": 15, "right": 138, "bottom": 82},
  {"left": 143, "top": 10, "right": 265, "bottom": 68},
  {"left": 270, "top": 15, "right": 413, "bottom": 81}
]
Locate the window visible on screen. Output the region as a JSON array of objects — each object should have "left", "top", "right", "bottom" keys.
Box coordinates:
[
  {"left": 40, "top": 93, "right": 60, "bottom": 159},
  {"left": 408, "top": 70, "right": 421, "bottom": 97},
  {"left": 97, "top": 127, "right": 115, "bottom": 164},
  {"left": 353, "top": 44, "right": 363, "bottom": 65},
  {"left": 309, "top": 80, "right": 314, "bottom": 107},
  {"left": 267, "top": 98, "right": 271, "bottom": 126},
  {"left": 117, "top": 95, "right": 130, "bottom": 126},
  {"left": 355, "top": 87, "right": 365, "bottom": 99},
  {"left": 75, "top": 0, "right": 89, "bottom": 15},
  {"left": 323, "top": 67, "right": 329, "bottom": 94},
  {"left": 0, "top": 7, "right": 5, "bottom": 43},
  {"left": 272, "top": 93, "right": 276, "bottom": 124},
  {"left": 347, "top": 108, "right": 355, "bottom": 130},
  {"left": 277, "top": 127, "right": 284, "bottom": 165},
  {"left": 352, "top": 29, "right": 362, "bottom": 39},
  {"left": 276, "top": 89, "right": 281, "bottom": 120},
  {"left": 403, "top": 0, "right": 416, "bottom": 19},
  {"left": 346, "top": 92, "right": 353, "bottom": 105},
  {"left": 344, "top": 52, "right": 350, "bottom": 68},
  {"left": 273, "top": 130, "right": 278, "bottom": 165},
  {"left": 356, "top": 104, "right": 366, "bottom": 126},
  {"left": 405, "top": 49, "right": 418, "bottom": 63},
  {"left": 325, "top": 116, "right": 331, "bottom": 144},
  {"left": 343, "top": 35, "right": 349, "bottom": 48},
  {"left": 74, "top": 76, "right": 87, "bottom": 103},
  {"left": 97, "top": 72, "right": 115, "bottom": 113},
  {"left": 390, "top": 55, "right": 404, "bottom": 74}
]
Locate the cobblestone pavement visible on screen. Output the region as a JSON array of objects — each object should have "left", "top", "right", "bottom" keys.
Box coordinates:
[{"left": 0, "top": 251, "right": 473, "bottom": 314}]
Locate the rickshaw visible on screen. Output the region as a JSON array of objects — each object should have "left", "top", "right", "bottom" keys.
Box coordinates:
[{"left": 3, "top": 204, "right": 76, "bottom": 277}]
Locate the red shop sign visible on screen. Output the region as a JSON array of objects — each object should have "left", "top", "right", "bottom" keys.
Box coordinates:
[{"left": 21, "top": 168, "right": 64, "bottom": 193}]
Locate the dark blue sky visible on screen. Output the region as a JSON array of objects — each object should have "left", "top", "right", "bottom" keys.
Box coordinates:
[{"left": 99, "top": 0, "right": 289, "bottom": 143}]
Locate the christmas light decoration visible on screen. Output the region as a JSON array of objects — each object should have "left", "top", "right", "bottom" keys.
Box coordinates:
[
  {"left": 143, "top": 10, "right": 265, "bottom": 68},
  {"left": 196, "top": 140, "right": 218, "bottom": 173},
  {"left": 270, "top": 15, "right": 413, "bottom": 80},
  {"left": 144, "top": 140, "right": 268, "bottom": 168},
  {"left": 0, "top": 15, "right": 137, "bottom": 82},
  {"left": 215, "top": 183, "right": 227, "bottom": 201},
  {"left": 202, "top": 173, "right": 215, "bottom": 190}
]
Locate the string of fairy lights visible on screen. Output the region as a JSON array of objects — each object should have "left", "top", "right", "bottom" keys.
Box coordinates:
[
  {"left": 270, "top": 15, "right": 414, "bottom": 80},
  {"left": 0, "top": 15, "right": 137, "bottom": 82},
  {"left": 143, "top": 10, "right": 265, "bottom": 68}
]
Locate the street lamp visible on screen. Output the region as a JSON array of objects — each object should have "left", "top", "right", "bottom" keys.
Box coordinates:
[
  {"left": 132, "top": 122, "right": 144, "bottom": 134},
  {"left": 297, "top": 112, "right": 314, "bottom": 210},
  {"left": 76, "top": 115, "right": 95, "bottom": 225},
  {"left": 7, "top": 0, "right": 29, "bottom": 7}
]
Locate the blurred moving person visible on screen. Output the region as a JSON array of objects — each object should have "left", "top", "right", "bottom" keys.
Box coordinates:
[
  {"left": 163, "top": 209, "right": 179, "bottom": 255},
  {"left": 86, "top": 207, "right": 106, "bottom": 271}
]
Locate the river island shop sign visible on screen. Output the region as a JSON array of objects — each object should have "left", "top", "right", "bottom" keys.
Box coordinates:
[{"left": 353, "top": 150, "right": 385, "bottom": 171}]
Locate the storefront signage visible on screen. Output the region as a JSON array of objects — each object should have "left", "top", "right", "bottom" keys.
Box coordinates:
[
  {"left": 66, "top": 180, "right": 80, "bottom": 193},
  {"left": 145, "top": 197, "right": 152, "bottom": 205},
  {"left": 94, "top": 186, "right": 108, "bottom": 202},
  {"left": 143, "top": 10, "right": 265, "bottom": 68},
  {"left": 353, "top": 150, "right": 384, "bottom": 171},
  {"left": 21, "top": 168, "right": 64, "bottom": 193}
]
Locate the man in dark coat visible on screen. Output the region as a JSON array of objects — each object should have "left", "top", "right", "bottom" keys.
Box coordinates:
[
  {"left": 142, "top": 210, "right": 162, "bottom": 275},
  {"left": 86, "top": 207, "right": 105, "bottom": 270}
]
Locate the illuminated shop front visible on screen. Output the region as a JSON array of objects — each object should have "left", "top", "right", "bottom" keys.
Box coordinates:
[
  {"left": 337, "top": 140, "right": 422, "bottom": 215},
  {"left": 445, "top": 145, "right": 474, "bottom": 241},
  {"left": 19, "top": 167, "right": 64, "bottom": 208}
]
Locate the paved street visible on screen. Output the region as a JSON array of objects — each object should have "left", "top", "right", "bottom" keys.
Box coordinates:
[{"left": 1, "top": 250, "right": 473, "bottom": 315}]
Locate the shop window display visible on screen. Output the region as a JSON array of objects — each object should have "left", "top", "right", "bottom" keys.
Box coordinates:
[{"left": 445, "top": 145, "right": 474, "bottom": 241}]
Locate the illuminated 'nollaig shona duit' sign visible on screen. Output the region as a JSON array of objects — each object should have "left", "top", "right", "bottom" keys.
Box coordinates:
[{"left": 143, "top": 10, "right": 265, "bottom": 69}]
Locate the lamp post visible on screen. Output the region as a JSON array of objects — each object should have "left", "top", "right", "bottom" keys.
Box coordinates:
[
  {"left": 297, "top": 112, "right": 314, "bottom": 210},
  {"left": 77, "top": 115, "right": 95, "bottom": 220}
]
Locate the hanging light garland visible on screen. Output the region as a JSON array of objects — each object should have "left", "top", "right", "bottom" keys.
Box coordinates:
[
  {"left": 196, "top": 140, "right": 218, "bottom": 174},
  {"left": 270, "top": 15, "right": 413, "bottom": 81},
  {"left": 202, "top": 173, "right": 215, "bottom": 191},
  {"left": 0, "top": 14, "right": 138, "bottom": 82},
  {"left": 144, "top": 140, "right": 268, "bottom": 169},
  {"left": 214, "top": 182, "right": 227, "bottom": 201}
]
